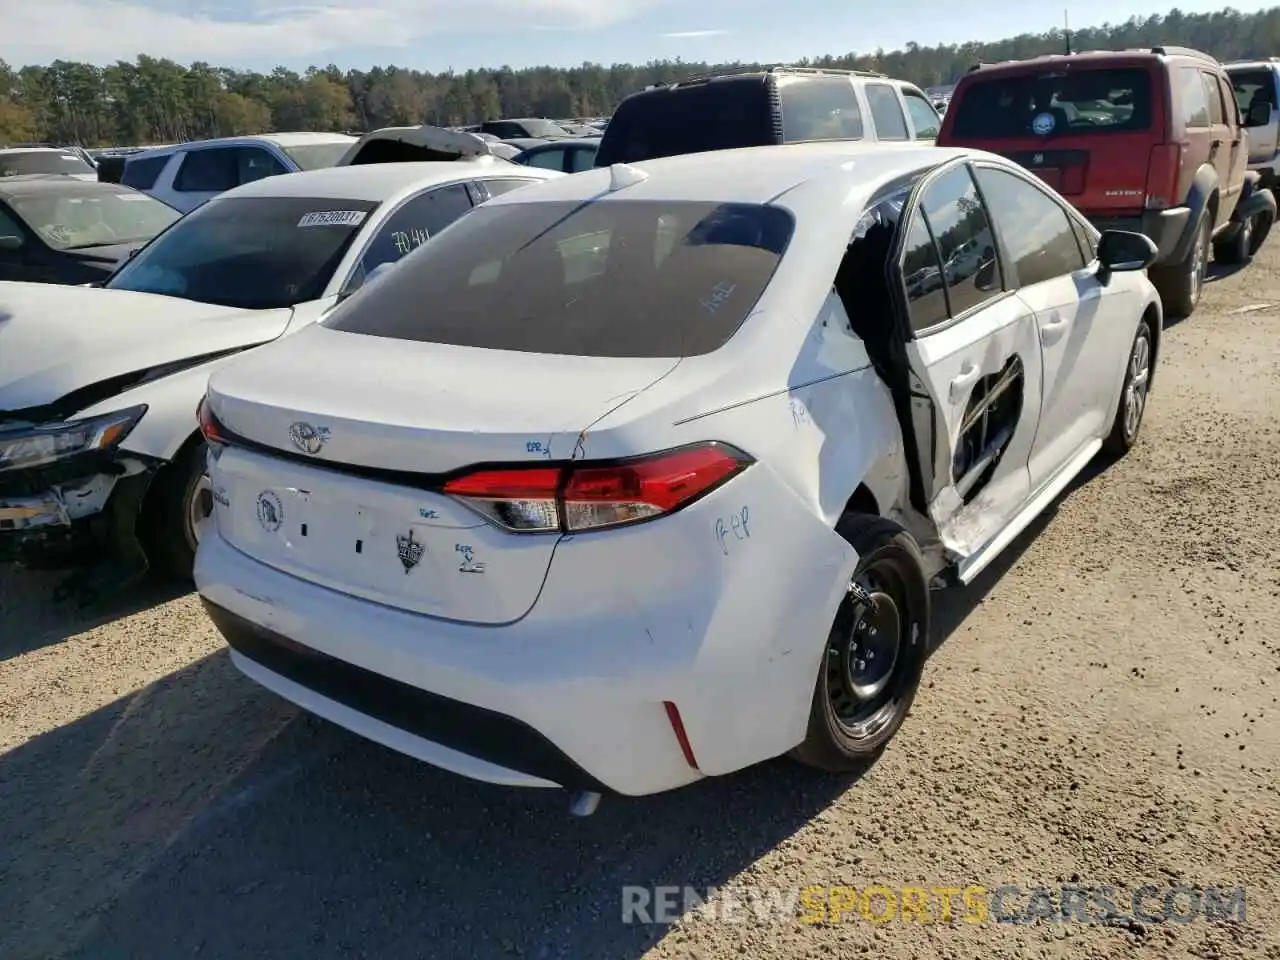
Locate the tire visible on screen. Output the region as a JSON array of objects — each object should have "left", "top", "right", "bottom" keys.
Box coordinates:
[
  {"left": 141, "top": 440, "right": 211, "bottom": 581},
  {"left": 1212, "top": 213, "right": 1252, "bottom": 266},
  {"left": 1150, "top": 214, "right": 1209, "bottom": 319},
  {"left": 790, "top": 514, "right": 930, "bottom": 773},
  {"left": 1250, "top": 210, "right": 1272, "bottom": 254},
  {"left": 1102, "top": 314, "right": 1154, "bottom": 459}
]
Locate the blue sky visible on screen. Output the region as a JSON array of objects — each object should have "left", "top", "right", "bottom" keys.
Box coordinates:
[{"left": 1, "top": 0, "right": 1273, "bottom": 71}]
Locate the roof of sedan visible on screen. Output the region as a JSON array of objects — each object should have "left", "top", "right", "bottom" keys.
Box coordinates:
[
  {"left": 487, "top": 142, "right": 980, "bottom": 206},
  {"left": 222, "top": 159, "right": 557, "bottom": 202}
]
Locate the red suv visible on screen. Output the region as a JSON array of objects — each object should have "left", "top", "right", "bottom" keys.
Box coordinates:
[{"left": 938, "top": 46, "right": 1277, "bottom": 317}]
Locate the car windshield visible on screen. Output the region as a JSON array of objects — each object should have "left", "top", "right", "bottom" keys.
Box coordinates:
[
  {"left": 10, "top": 187, "right": 181, "bottom": 249},
  {"left": 280, "top": 141, "right": 354, "bottom": 170},
  {"left": 950, "top": 67, "right": 1154, "bottom": 138},
  {"left": 0, "top": 150, "right": 96, "bottom": 178},
  {"left": 106, "top": 195, "right": 378, "bottom": 309},
  {"left": 322, "top": 199, "right": 794, "bottom": 358}
]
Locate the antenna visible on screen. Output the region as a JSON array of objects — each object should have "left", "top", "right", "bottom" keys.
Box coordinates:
[
  {"left": 1064, "top": 9, "right": 1072, "bottom": 54},
  {"left": 608, "top": 163, "right": 649, "bottom": 191}
]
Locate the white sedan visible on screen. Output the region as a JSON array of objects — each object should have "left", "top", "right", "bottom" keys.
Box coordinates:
[
  {"left": 0, "top": 159, "right": 560, "bottom": 585},
  {"left": 193, "top": 143, "right": 1162, "bottom": 811}
]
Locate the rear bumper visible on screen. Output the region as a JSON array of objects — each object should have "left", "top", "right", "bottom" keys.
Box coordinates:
[
  {"left": 205, "top": 598, "right": 609, "bottom": 792},
  {"left": 1090, "top": 208, "right": 1190, "bottom": 265},
  {"left": 194, "top": 462, "right": 858, "bottom": 797}
]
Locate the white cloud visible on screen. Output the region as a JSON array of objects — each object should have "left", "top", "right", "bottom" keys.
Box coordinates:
[
  {"left": 0, "top": 0, "right": 681, "bottom": 67},
  {"left": 661, "top": 29, "right": 729, "bottom": 38}
]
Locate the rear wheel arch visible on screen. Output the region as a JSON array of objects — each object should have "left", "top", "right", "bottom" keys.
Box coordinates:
[{"left": 1187, "top": 165, "right": 1221, "bottom": 229}]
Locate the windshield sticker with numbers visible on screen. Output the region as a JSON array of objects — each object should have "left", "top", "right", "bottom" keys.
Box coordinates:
[{"left": 297, "top": 210, "right": 367, "bottom": 228}]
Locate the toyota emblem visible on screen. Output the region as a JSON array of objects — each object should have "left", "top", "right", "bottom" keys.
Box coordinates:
[{"left": 288, "top": 421, "right": 330, "bottom": 455}]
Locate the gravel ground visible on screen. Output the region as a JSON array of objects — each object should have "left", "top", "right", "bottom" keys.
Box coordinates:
[{"left": 2, "top": 243, "right": 1278, "bottom": 960}]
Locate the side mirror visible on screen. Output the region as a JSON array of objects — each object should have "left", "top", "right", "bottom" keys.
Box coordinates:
[
  {"left": 0, "top": 234, "right": 23, "bottom": 250},
  {"left": 1096, "top": 229, "right": 1157, "bottom": 285},
  {"left": 1246, "top": 100, "right": 1273, "bottom": 127}
]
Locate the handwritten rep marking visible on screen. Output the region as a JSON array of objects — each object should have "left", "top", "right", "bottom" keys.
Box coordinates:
[{"left": 714, "top": 506, "right": 752, "bottom": 556}]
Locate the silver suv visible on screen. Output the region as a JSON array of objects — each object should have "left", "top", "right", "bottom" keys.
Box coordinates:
[
  {"left": 1226, "top": 59, "right": 1280, "bottom": 189},
  {"left": 593, "top": 66, "right": 942, "bottom": 167}
]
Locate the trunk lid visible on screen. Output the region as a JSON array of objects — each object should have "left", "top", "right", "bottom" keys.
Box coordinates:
[{"left": 205, "top": 324, "right": 679, "bottom": 622}]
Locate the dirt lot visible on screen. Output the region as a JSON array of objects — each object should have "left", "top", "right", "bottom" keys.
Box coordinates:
[{"left": 2, "top": 246, "right": 1279, "bottom": 960}]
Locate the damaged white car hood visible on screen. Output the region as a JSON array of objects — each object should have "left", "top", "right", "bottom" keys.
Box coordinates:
[{"left": 0, "top": 282, "right": 294, "bottom": 413}]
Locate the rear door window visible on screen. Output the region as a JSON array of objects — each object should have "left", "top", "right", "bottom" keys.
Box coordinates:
[
  {"left": 1202, "top": 72, "right": 1224, "bottom": 124},
  {"left": 778, "top": 75, "right": 864, "bottom": 141},
  {"left": 358, "top": 183, "right": 474, "bottom": 275},
  {"left": 323, "top": 200, "right": 794, "bottom": 358},
  {"left": 174, "top": 148, "right": 238, "bottom": 192},
  {"left": 120, "top": 154, "right": 169, "bottom": 190},
  {"left": 1217, "top": 75, "right": 1242, "bottom": 125},
  {"left": 865, "top": 84, "right": 909, "bottom": 140},
  {"left": 1178, "top": 67, "right": 1210, "bottom": 128},
  {"left": 901, "top": 210, "right": 949, "bottom": 332},
  {"left": 237, "top": 147, "right": 288, "bottom": 184},
  {"left": 917, "top": 165, "right": 1002, "bottom": 318},
  {"left": 950, "top": 67, "right": 1154, "bottom": 138},
  {"left": 903, "top": 90, "right": 942, "bottom": 139}
]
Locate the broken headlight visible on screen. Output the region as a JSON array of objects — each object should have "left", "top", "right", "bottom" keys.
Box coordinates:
[{"left": 0, "top": 405, "right": 147, "bottom": 472}]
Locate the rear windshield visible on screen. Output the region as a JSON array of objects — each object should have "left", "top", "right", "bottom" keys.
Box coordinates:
[
  {"left": 950, "top": 67, "right": 1154, "bottom": 138},
  {"left": 0, "top": 150, "right": 96, "bottom": 178},
  {"left": 595, "top": 80, "right": 775, "bottom": 165},
  {"left": 280, "top": 141, "right": 353, "bottom": 170},
  {"left": 106, "top": 195, "right": 378, "bottom": 310},
  {"left": 323, "top": 199, "right": 794, "bottom": 358},
  {"left": 777, "top": 75, "right": 865, "bottom": 141}
]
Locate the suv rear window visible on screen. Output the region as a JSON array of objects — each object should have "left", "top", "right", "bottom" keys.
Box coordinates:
[
  {"left": 950, "top": 67, "right": 1154, "bottom": 138},
  {"left": 777, "top": 75, "right": 864, "bottom": 140},
  {"left": 595, "top": 79, "right": 775, "bottom": 165},
  {"left": 323, "top": 200, "right": 794, "bottom": 358}
]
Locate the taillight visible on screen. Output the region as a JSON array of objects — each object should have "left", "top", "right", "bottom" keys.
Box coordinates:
[
  {"left": 197, "top": 395, "right": 228, "bottom": 447},
  {"left": 1144, "top": 143, "right": 1181, "bottom": 210},
  {"left": 442, "top": 442, "right": 752, "bottom": 534}
]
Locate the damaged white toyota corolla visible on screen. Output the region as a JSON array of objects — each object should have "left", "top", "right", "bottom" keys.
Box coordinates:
[
  {"left": 194, "top": 143, "right": 1162, "bottom": 812},
  {"left": 0, "top": 160, "right": 560, "bottom": 585}
]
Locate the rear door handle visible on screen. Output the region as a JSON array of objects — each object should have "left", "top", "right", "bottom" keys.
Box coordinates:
[
  {"left": 949, "top": 362, "right": 981, "bottom": 402},
  {"left": 1040, "top": 313, "right": 1069, "bottom": 343}
]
